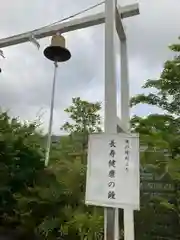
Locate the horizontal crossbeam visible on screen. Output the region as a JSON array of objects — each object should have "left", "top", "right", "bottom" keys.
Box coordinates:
[
  {"left": 116, "top": 6, "right": 126, "bottom": 41},
  {"left": 0, "top": 3, "right": 139, "bottom": 48}
]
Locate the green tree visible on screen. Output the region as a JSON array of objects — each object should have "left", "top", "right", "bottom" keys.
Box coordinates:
[
  {"left": 0, "top": 111, "right": 64, "bottom": 239},
  {"left": 130, "top": 37, "right": 180, "bottom": 239},
  {"left": 35, "top": 98, "right": 104, "bottom": 239},
  {"left": 131, "top": 37, "right": 180, "bottom": 115},
  {"left": 61, "top": 97, "right": 102, "bottom": 134},
  {"left": 56, "top": 97, "right": 104, "bottom": 239},
  {"left": 131, "top": 114, "right": 180, "bottom": 239},
  {"left": 0, "top": 99, "right": 104, "bottom": 240},
  {"left": 61, "top": 97, "right": 102, "bottom": 152}
]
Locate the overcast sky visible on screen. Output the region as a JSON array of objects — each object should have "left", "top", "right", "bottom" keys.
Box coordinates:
[{"left": 0, "top": 0, "right": 179, "bottom": 134}]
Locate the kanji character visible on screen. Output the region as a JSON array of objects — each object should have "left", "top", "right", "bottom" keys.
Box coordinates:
[
  {"left": 109, "top": 149, "right": 116, "bottom": 158},
  {"left": 125, "top": 150, "right": 129, "bottom": 155},
  {"left": 109, "top": 140, "right": 116, "bottom": 148},
  {"left": 109, "top": 169, "right": 115, "bottom": 178},
  {"left": 108, "top": 182, "right": 115, "bottom": 188},
  {"left": 125, "top": 156, "right": 129, "bottom": 160},
  {"left": 109, "top": 159, "right": 116, "bottom": 168},
  {"left": 108, "top": 191, "right": 116, "bottom": 199},
  {"left": 125, "top": 145, "right": 129, "bottom": 150}
]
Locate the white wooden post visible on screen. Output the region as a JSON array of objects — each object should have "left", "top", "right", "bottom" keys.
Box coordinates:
[
  {"left": 104, "top": 0, "right": 117, "bottom": 238},
  {"left": 121, "top": 34, "right": 135, "bottom": 240}
]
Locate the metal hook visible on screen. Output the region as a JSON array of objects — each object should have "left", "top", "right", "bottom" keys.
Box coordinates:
[
  {"left": 29, "top": 34, "right": 40, "bottom": 49},
  {"left": 0, "top": 49, "right": 5, "bottom": 58}
]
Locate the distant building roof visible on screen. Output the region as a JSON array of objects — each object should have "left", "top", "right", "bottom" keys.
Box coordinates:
[{"left": 51, "top": 135, "right": 60, "bottom": 143}]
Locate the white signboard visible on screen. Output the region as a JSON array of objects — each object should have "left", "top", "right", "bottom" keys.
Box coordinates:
[{"left": 85, "top": 133, "right": 140, "bottom": 210}]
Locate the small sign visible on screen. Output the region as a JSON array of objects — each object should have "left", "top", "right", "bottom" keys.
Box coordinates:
[{"left": 85, "top": 133, "right": 140, "bottom": 210}]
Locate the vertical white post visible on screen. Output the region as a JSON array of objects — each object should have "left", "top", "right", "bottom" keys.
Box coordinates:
[
  {"left": 120, "top": 39, "right": 135, "bottom": 240},
  {"left": 120, "top": 40, "right": 129, "bottom": 128},
  {"left": 124, "top": 208, "right": 134, "bottom": 240},
  {"left": 104, "top": 0, "right": 117, "bottom": 239}
]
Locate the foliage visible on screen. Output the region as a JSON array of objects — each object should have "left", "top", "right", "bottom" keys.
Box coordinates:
[
  {"left": 131, "top": 37, "right": 180, "bottom": 115},
  {"left": 0, "top": 111, "right": 65, "bottom": 239},
  {"left": 132, "top": 114, "right": 180, "bottom": 239},
  {"left": 61, "top": 97, "right": 102, "bottom": 134},
  {"left": 0, "top": 97, "right": 104, "bottom": 240},
  {"left": 56, "top": 97, "right": 104, "bottom": 239},
  {"left": 28, "top": 98, "right": 103, "bottom": 240},
  {"left": 131, "top": 38, "right": 180, "bottom": 239}
]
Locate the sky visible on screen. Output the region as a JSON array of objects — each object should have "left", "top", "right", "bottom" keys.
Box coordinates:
[{"left": 0, "top": 0, "right": 180, "bottom": 134}]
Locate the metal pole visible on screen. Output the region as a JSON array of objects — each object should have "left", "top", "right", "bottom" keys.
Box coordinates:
[
  {"left": 45, "top": 61, "right": 58, "bottom": 166},
  {"left": 104, "top": 0, "right": 117, "bottom": 239},
  {"left": 120, "top": 39, "right": 135, "bottom": 240}
]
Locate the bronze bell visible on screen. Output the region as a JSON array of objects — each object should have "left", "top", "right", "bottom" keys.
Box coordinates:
[{"left": 44, "top": 34, "right": 71, "bottom": 62}]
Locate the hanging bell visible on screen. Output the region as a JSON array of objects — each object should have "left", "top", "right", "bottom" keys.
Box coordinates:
[{"left": 44, "top": 34, "right": 71, "bottom": 62}]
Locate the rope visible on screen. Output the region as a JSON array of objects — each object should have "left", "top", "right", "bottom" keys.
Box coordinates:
[{"left": 32, "top": 1, "right": 105, "bottom": 34}]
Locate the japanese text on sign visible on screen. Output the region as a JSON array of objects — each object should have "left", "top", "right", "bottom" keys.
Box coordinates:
[
  {"left": 124, "top": 139, "right": 130, "bottom": 171},
  {"left": 108, "top": 140, "right": 116, "bottom": 199}
]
